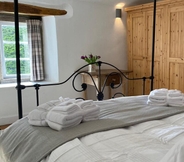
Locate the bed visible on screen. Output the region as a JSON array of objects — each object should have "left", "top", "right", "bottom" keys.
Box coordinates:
[
  {"left": 2, "top": 0, "right": 184, "bottom": 162},
  {"left": 1, "top": 95, "right": 184, "bottom": 162}
]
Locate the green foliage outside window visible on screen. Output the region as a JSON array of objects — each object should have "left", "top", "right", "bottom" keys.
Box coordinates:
[
  {"left": 2, "top": 26, "right": 28, "bottom": 42},
  {"left": 2, "top": 25, "right": 30, "bottom": 76},
  {"left": 5, "top": 60, "right": 30, "bottom": 75},
  {"left": 4, "top": 44, "right": 29, "bottom": 58}
]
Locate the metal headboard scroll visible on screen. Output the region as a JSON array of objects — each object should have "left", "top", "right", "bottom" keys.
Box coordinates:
[
  {"left": 18, "top": 61, "right": 152, "bottom": 106},
  {"left": 14, "top": 0, "right": 156, "bottom": 120}
]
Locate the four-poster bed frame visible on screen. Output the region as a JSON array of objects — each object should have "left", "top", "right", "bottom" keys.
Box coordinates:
[
  {"left": 4, "top": 2, "right": 184, "bottom": 161},
  {"left": 13, "top": 0, "right": 157, "bottom": 119}
]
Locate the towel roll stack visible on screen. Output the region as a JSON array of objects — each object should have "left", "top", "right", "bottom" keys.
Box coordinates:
[
  {"left": 28, "top": 97, "right": 100, "bottom": 131},
  {"left": 147, "top": 88, "right": 184, "bottom": 107}
]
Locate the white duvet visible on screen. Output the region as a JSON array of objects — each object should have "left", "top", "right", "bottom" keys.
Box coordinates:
[{"left": 41, "top": 111, "right": 184, "bottom": 162}]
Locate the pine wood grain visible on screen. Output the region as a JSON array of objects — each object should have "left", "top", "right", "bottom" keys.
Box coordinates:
[{"left": 126, "top": 0, "right": 184, "bottom": 95}]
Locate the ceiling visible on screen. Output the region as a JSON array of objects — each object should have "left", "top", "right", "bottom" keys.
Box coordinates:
[
  {"left": 76, "top": 0, "right": 161, "bottom": 7},
  {"left": 2, "top": 0, "right": 162, "bottom": 11}
]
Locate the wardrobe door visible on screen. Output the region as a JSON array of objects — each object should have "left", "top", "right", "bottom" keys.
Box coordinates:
[
  {"left": 145, "top": 8, "right": 166, "bottom": 93},
  {"left": 127, "top": 7, "right": 164, "bottom": 96},
  {"left": 167, "top": 3, "right": 184, "bottom": 92},
  {"left": 127, "top": 11, "right": 146, "bottom": 95}
]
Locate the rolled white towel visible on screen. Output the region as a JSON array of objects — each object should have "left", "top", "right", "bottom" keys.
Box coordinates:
[
  {"left": 38, "top": 100, "right": 61, "bottom": 111},
  {"left": 168, "top": 90, "right": 182, "bottom": 97},
  {"left": 47, "top": 118, "right": 82, "bottom": 131},
  {"left": 28, "top": 109, "right": 49, "bottom": 126},
  {"left": 150, "top": 88, "right": 168, "bottom": 96},
  {"left": 167, "top": 95, "right": 183, "bottom": 105},
  {"left": 167, "top": 98, "right": 184, "bottom": 107},
  {"left": 167, "top": 90, "right": 184, "bottom": 107},
  {"left": 52, "top": 103, "right": 81, "bottom": 114},
  {"left": 148, "top": 97, "right": 167, "bottom": 103},
  {"left": 148, "top": 89, "right": 167, "bottom": 105},
  {"left": 46, "top": 110, "right": 83, "bottom": 125},
  {"left": 147, "top": 100, "right": 167, "bottom": 106},
  {"left": 28, "top": 109, "right": 47, "bottom": 121},
  {"left": 148, "top": 94, "right": 167, "bottom": 100},
  {"left": 167, "top": 96, "right": 183, "bottom": 101},
  {"left": 28, "top": 100, "right": 61, "bottom": 126},
  {"left": 147, "top": 88, "right": 184, "bottom": 107},
  {"left": 76, "top": 100, "right": 93, "bottom": 109}
]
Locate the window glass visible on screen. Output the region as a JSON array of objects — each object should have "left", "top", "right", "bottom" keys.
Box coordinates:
[{"left": 0, "top": 21, "right": 30, "bottom": 80}]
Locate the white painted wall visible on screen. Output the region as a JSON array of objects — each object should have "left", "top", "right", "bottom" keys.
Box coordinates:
[{"left": 0, "top": 0, "right": 152, "bottom": 125}]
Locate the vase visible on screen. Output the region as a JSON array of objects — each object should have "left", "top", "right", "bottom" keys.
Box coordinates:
[{"left": 88, "top": 64, "right": 96, "bottom": 72}]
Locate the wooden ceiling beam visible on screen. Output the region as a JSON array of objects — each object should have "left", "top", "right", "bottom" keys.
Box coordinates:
[{"left": 0, "top": 2, "right": 67, "bottom": 16}]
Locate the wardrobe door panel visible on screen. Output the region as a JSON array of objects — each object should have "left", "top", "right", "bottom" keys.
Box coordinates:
[
  {"left": 127, "top": 12, "right": 146, "bottom": 95},
  {"left": 146, "top": 9, "right": 164, "bottom": 92},
  {"left": 127, "top": 7, "right": 164, "bottom": 95},
  {"left": 169, "top": 62, "right": 184, "bottom": 92},
  {"left": 169, "top": 6, "right": 184, "bottom": 59},
  {"left": 126, "top": 0, "right": 184, "bottom": 95},
  {"left": 168, "top": 4, "right": 184, "bottom": 91},
  {"left": 132, "top": 15, "right": 145, "bottom": 59},
  {"left": 131, "top": 59, "right": 146, "bottom": 95}
]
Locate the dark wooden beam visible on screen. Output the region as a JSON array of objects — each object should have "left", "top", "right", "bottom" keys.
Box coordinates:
[{"left": 0, "top": 2, "right": 67, "bottom": 16}]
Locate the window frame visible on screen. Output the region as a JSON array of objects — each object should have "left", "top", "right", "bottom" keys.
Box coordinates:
[{"left": 0, "top": 20, "right": 30, "bottom": 82}]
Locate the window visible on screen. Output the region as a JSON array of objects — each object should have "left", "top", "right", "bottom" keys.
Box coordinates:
[{"left": 0, "top": 21, "right": 30, "bottom": 82}]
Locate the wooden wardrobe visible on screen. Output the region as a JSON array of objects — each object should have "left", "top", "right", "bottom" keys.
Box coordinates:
[{"left": 125, "top": 0, "right": 184, "bottom": 96}]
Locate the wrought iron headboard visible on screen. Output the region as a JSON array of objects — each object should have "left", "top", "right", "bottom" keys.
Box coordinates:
[
  {"left": 17, "top": 61, "right": 152, "bottom": 107},
  {"left": 13, "top": 0, "right": 157, "bottom": 120}
]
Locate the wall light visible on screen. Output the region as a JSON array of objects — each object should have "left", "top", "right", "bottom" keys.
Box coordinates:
[{"left": 116, "top": 9, "right": 121, "bottom": 18}]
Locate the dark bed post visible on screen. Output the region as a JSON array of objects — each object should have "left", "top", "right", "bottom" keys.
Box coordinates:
[
  {"left": 34, "top": 84, "right": 40, "bottom": 106},
  {"left": 150, "top": 0, "right": 157, "bottom": 91},
  {"left": 14, "top": 0, "right": 23, "bottom": 119}
]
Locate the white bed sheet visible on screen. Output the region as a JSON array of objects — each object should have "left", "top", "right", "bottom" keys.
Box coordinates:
[{"left": 42, "top": 112, "right": 184, "bottom": 162}]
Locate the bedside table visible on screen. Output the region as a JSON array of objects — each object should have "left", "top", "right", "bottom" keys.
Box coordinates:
[{"left": 81, "top": 69, "right": 132, "bottom": 99}]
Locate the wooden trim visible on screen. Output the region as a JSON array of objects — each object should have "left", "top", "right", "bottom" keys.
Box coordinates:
[
  {"left": 125, "top": 3, "right": 154, "bottom": 12},
  {"left": 0, "top": 124, "right": 10, "bottom": 130},
  {"left": 0, "top": 2, "right": 67, "bottom": 16},
  {"left": 125, "top": 0, "right": 184, "bottom": 12}
]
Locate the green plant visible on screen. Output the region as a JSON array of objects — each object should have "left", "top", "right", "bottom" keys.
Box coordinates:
[
  {"left": 2, "top": 25, "right": 30, "bottom": 75},
  {"left": 81, "top": 54, "right": 101, "bottom": 64}
]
